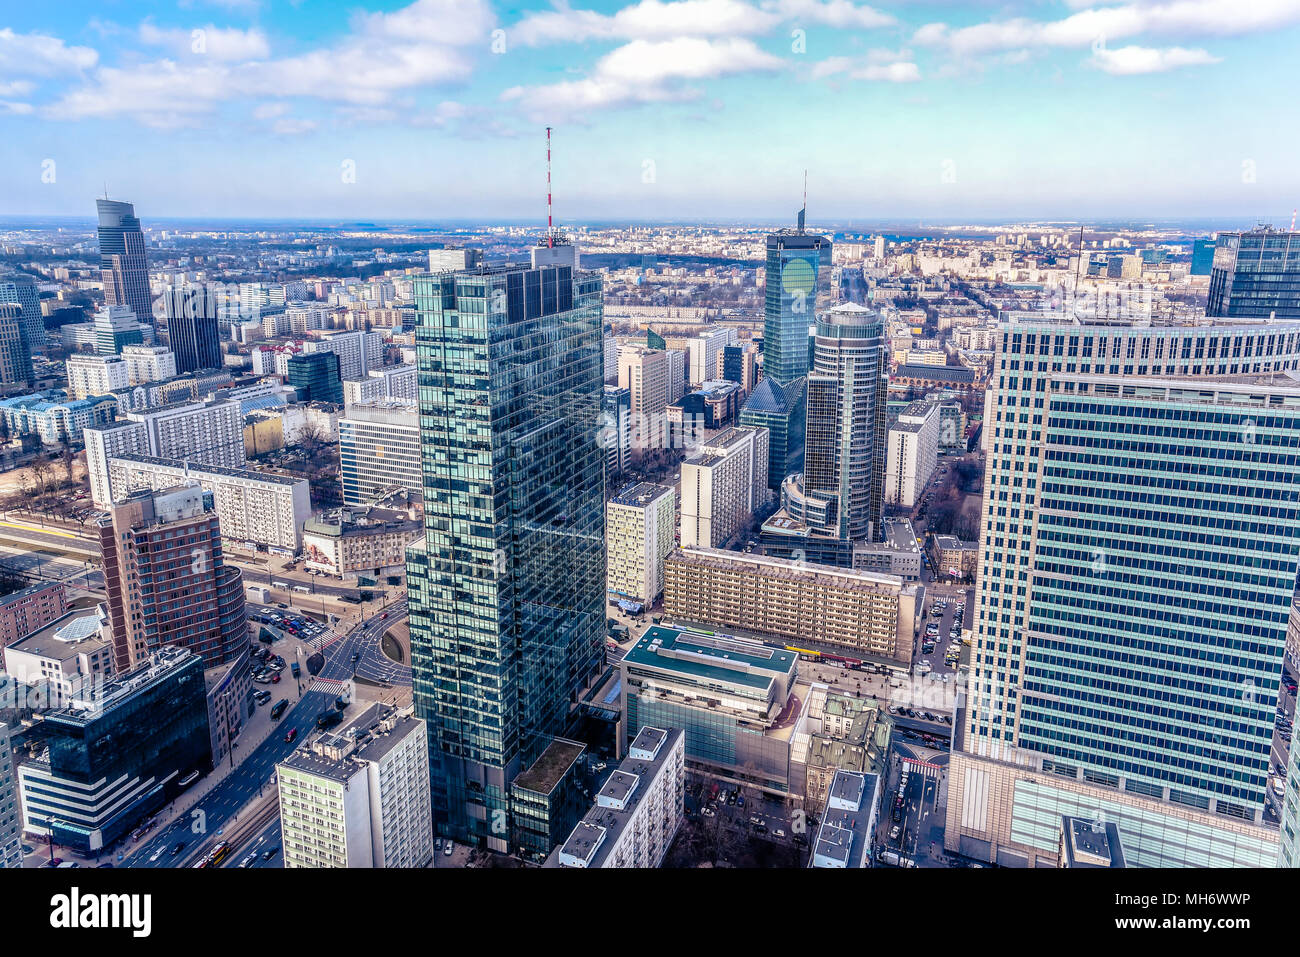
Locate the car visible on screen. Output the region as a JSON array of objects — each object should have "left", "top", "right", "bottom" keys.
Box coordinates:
[
  {"left": 444, "top": 841, "right": 454, "bottom": 857},
  {"left": 238, "top": 853, "right": 257, "bottom": 868},
  {"left": 736, "top": 796, "right": 745, "bottom": 808},
  {"left": 380, "top": 612, "right": 388, "bottom": 619},
  {"left": 171, "top": 842, "right": 186, "bottom": 855},
  {"left": 889, "top": 825, "right": 901, "bottom": 841},
  {"left": 263, "top": 846, "right": 280, "bottom": 860},
  {"left": 284, "top": 728, "right": 299, "bottom": 743},
  {"left": 727, "top": 792, "right": 737, "bottom": 805},
  {"left": 351, "top": 652, "right": 361, "bottom": 662},
  {"left": 45, "top": 857, "right": 63, "bottom": 867},
  {"left": 271, "top": 673, "right": 281, "bottom": 684},
  {"left": 701, "top": 807, "right": 716, "bottom": 818},
  {"left": 271, "top": 700, "right": 288, "bottom": 720},
  {"left": 773, "top": 828, "right": 786, "bottom": 838}
]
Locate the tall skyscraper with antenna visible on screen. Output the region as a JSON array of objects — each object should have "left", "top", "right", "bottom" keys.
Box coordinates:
[{"left": 96, "top": 198, "right": 153, "bottom": 328}]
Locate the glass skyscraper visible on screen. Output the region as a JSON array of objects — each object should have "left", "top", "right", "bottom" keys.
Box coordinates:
[
  {"left": 406, "top": 262, "right": 606, "bottom": 851},
  {"left": 761, "top": 228, "right": 831, "bottom": 385},
  {"left": 96, "top": 199, "right": 153, "bottom": 328},
  {"left": 161, "top": 286, "right": 222, "bottom": 374},
  {"left": 0, "top": 274, "right": 44, "bottom": 349},
  {"left": 1207, "top": 227, "right": 1300, "bottom": 319}
]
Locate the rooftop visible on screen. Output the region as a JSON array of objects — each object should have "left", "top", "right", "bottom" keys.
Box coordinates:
[
  {"left": 621, "top": 624, "right": 797, "bottom": 691},
  {"left": 513, "top": 737, "right": 586, "bottom": 796},
  {"left": 610, "top": 482, "right": 674, "bottom": 509}
]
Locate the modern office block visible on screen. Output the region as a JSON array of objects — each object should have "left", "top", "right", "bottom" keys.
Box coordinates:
[
  {"left": 606, "top": 482, "right": 675, "bottom": 606},
  {"left": 0, "top": 303, "right": 31, "bottom": 389},
  {"left": 601, "top": 384, "right": 632, "bottom": 479},
  {"left": 3, "top": 608, "right": 112, "bottom": 701},
  {"left": 796, "top": 302, "right": 888, "bottom": 541},
  {"left": 620, "top": 627, "right": 797, "bottom": 791},
  {"left": 679, "top": 425, "right": 769, "bottom": 548},
  {"left": 549, "top": 727, "right": 685, "bottom": 868},
  {"left": 159, "top": 287, "right": 222, "bottom": 374},
  {"left": 94, "top": 304, "right": 146, "bottom": 356},
  {"left": 19, "top": 645, "right": 211, "bottom": 853},
  {"left": 884, "top": 400, "right": 939, "bottom": 507},
  {"left": 97, "top": 198, "right": 153, "bottom": 330},
  {"left": 278, "top": 704, "right": 433, "bottom": 869},
  {"left": 0, "top": 273, "right": 44, "bottom": 350},
  {"left": 287, "top": 351, "right": 343, "bottom": 405},
  {"left": 510, "top": 737, "right": 588, "bottom": 862},
  {"left": 739, "top": 376, "right": 806, "bottom": 490},
  {"left": 618, "top": 345, "right": 672, "bottom": 455},
  {"left": 307, "top": 330, "right": 383, "bottom": 381},
  {"left": 339, "top": 400, "right": 421, "bottom": 505},
  {"left": 761, "top": 221, "right": 832, "bottom": 385},
  {"left": 97, "top": 485, "right": 246, "bottom": 672},
  {"left": 407, "top": 261, "right": 605, "bottom": 851},
  {"left": 1208, "top": 227, "right": 1300, "bottom": 320},
  {"left": 664, "top": 547, "right": 919, "bottom": 664}
]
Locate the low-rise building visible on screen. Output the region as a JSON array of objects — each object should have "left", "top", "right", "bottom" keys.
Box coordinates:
[
  {"left": 549, "top": 727, "right": 685, "bottom": 869},
  {"left": 2, "top": 608, "right": 112, "bottom": 702},
  {"left": 809, "top": 769, "right": 880, "bottom": 868},
  {"left": 302, "top": 509, "right": 423, "bottom": 577},
  {"left": 0, "top": 581, "right": 69, "bottom": 648},
  {"left": 930, "top": 534, "right": 978, "bottom": 580},
  {"left": 664, "top": 547, "right": 920, "bottom": 665}
]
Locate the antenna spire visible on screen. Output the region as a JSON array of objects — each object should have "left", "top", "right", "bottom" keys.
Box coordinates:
[
  {"left": 1291, "top": 208, "right": 1297, "bottom": 232},
  {"left": 546, "top": 126, "right": 554, "bottom": 249}
]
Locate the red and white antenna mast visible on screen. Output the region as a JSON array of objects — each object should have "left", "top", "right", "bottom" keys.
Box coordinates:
[
  {"left": 1291, "top": 208, "right": 1296, "bottom": 232},
  {"left": 546, "top": 126, "right": 554, "bottom": 248}
]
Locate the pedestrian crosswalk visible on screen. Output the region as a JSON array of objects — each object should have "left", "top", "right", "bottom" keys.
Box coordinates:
[{"left": 904, "top": 757, "right": 942, "bottom": 780}]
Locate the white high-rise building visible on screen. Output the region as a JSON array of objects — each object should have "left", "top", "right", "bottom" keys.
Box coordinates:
[
  {"left": 603, "top": 334, "right": 618, "bottom": 383},
  {"left": 307, "top": 330, "right": 383, "bottom": 380},
  {"left": 884, "top": 400, "right": 939, "bottom": 507},
  {"left": 277, "top": 704, "right": 434, "bottom": 868},
  {"left": 0, "top": 722, "right": 20, "bottom": 869},
  {"left": 120, "top": 344, "right": 178, "bottom": 386},
  {"left": 606, "top": 482, "right": 675, "bottom": 606},
  {"left": 84, "top": 397, "right": 244, "bottom": 507},
  {"left": 666, "top": 348, "right": 686, "bottom": 403},
  {"left": 688, "top": 327, "right": 737, "bottom": 387},
  {"left": 679, "top": 425, "right": 769, "bottom": 548},
  {"left": 339, "top": 401, "right": 422, "bottom": 505},
  {"left": 66, "top": 353, "right": 128, "bottom": 399},
  {"left": 618, "top": 346, "right": 671, "bottom": 455},
  {"left": 428, "top": 247, "right": 482, "bottom": 273}
]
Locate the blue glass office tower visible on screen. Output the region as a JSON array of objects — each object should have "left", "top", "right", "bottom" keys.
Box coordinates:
[
  {"left": 1015, "top": 376, "right": 1300, "bottom": 822},
  {"left": 761, "top": 226, "right": 831, "bottom": 385},
  {"left": 1190, "top": 238, "right": 1216, "bottom": 276},
  {"left": 0, "top": 274, "right": 44, "bottom": 349},
  {"left": 286, "top": 351, "right": 343, "bottom": 404},
  {"left": 1208, "top": 227, "right": 1300, "bottom": 319},
  {"left": 407, "top": 262, "right": 606, "bottom": 851}
]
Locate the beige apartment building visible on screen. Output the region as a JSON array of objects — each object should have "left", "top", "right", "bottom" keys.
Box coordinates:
[{"left": 663, "top": 547, "right": 920, "bottom": 664}]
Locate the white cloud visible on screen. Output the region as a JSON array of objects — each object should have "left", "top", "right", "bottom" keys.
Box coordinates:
[
  {"left": 138, "top": 22, "right": 272, "bottom": 61},
  {"left": 1089, "top": 43, "right": 1221, "bottom": 73},
  {"left": 0, "top": 79, "right": 35, "bottom": 96},
  {"left": 762, "top": 0, "right": 894, "bottom": 30},
  {"left": 503, "top": 36, "right": 784, "bottom": 117},
  {"left": 513, "top": 0, "right": 779, "bottom": 46},
  {"left": 914, "top": 0, "right": 1300, "bottom": 57},
  {"left": 47, "top": 0, "right": 493, "bottom": 123},
  {"left": 0, "top": 100, "right": 34, "bottom": 115},
  {"left": 0, "top": 28, "right": 98, "bottom": 77},
  {"left": 512, "top": 0, "right": 892, "bottom": 46},
  {"left": 812, "top": 48, "right": 919, "bottom": 81}
]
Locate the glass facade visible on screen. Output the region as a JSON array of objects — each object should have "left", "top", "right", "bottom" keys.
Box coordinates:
[
  {"left": 1208, "top": 228, "right": 1300, "bottom": 320},
  {"left": 406, "top": 263, "right": 606, "bottom": 850},
  {"left": 287, "top": 351, "right": 343, "bottom": 404},
  {"left": 761, "top": 231, "right": 831, "bottom": 385},
  {"left": 739, "top": 376, "right": 806, "bottom": 489},
  {"left": 1018, "top": 380, "right": 1300, "bottom": 821},
  {"left": 96, "top": 199, "right": 153, "bottom": 329}
]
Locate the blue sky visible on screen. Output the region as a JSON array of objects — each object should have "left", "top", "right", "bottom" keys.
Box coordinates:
[{"left": 3, "top": 0, "right": 1300, "bottom": 222}]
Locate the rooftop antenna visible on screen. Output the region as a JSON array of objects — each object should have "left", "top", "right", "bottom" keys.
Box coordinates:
[
  {"left": 797, "top": 170, "right": 807, "bottom": 233},
  {"left": 546, "top": 126, "right": 554, "bottom": 248},
  {"left": 1291, "top": 208, "right": 1297, "bottom": 232}
]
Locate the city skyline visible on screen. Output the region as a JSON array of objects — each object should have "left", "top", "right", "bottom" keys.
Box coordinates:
[{"left": 3, "top": 1, "right": 1300, "bottom": 219}]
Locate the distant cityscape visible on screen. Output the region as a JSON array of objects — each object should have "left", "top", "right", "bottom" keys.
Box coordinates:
[{"left": 0, "top": 179, "right": 1298, "bottom": 882}]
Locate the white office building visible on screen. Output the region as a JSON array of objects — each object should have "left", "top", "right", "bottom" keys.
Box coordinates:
[
  {"left": 428, "top": 247, "right": 482, "bottom": 273},
  {"left": 884, "top": 400, "right": 939, "bottom": 507},
  {"left": 606, "top": 482, "right": 675, "bottom": 606},
  {"left": 107, "top": 454, "right": 311, "bottom": 553},
  {"left": 679, "top": 425, "right": 770, "bottom": 548},
  {"left": 342, "top": 364, "right": 417, "bottom": 407},
  {"left": 277, "top": 704, "right": 434, "bottom": 868},
  {"left": 687, "top": 327, "right": 737, "bottom": 387},
  {"left": 339, "top": 401, "right": 422, "bottom": 505},
  {"left": 551, "top": 727, "right": 685, "bottom": 869},
  {"left": 66, "top": 354, "right": 128, "bottom": 399},
  {"left": 306, "top": 330, "right": 383, "bottom": 380}
]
